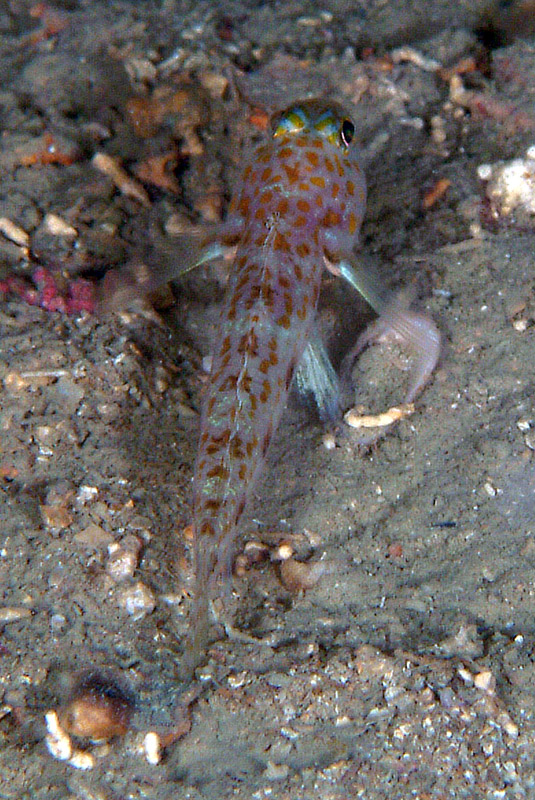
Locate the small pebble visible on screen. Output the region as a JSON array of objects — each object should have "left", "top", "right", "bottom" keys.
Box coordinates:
[
  {"left": 279, "top": 557, "right": 325, "bottom": 593},
  {"left": 106, "top": 535, "right": 142, "bottom": 582},
  {"left": 59, "top": 672, "right": 133, "bottom": 740},
  {"left": 144, "top": 731, "right": 161, "bottom": 765},
  {"left": 74, "top": 524, "right": 114, "bottom": 549},
  {"left": 43, "top": 213, "right": 77, "bottom": 238},
  {"left": 0, "top": 607, "right": 32, "bottom": 623},
  {"left": 474, "top": 669, "right": 495, "bottom": 693},
  {"left": 119, "top": 580, "right": 156, "bottom": 619},
  {"left": 0, "top": 216, "right": 30, "bottom": 247}
]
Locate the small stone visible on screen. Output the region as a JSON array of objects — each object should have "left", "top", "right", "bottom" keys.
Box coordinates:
[
  {"left": 106, "top": 535, "right": 142, "bottom": 582},
  {"left": 45, "top": 710, "right": 72, "bottom": 761},
  {"left": 263, "top": 761, "right": 289, "bottom": 781},
  {"left": 74, "top": 524, "right": 114, "bottom": 549},
  {"left": 43, "top": 213, "right": 77, "bottom": 238},
  {"left": 144, "top": 731, "right": 161, "bottom": 765},
  {"left": 474, "top": 669, "right": 495, "bottom": 693},
  {"left": 59, "top": 672, "right": 133, "bottom": 740},
  {"left": 0, "top": 607, "right": 32, "bottom": 623},
  {"left": 279, "top": 558, "right": 326, "bottom": 593},
  {"left": 119, "top": 581, "right": 156, "bottom": 619}
]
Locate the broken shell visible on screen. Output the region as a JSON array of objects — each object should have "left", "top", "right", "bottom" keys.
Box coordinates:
[
  {"left": 0, "top": 217, "right": 30, "bottom": 247},
  {"left": 92, "top": 152, "right": 150, "bottom": 207},
  {"left": 344, "top": 403, "right": 415, "bottom": 429},
  {"left": 43, "top": 213, "right": 77, "bottom": 238}
]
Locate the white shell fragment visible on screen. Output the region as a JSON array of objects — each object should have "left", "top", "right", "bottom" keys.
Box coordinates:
[
  {"left": 478, "top": 147, "right": 535, "bottom": 222},
  {"left": 144, "top": 731, "right": 162, "bottom": 765},
  {"left": 92, "top": 152, "right": 150, "bottom": 207},
  {"left": 118, "top": 580, "right": 156, "bottom": 619},
  {"left": 43, "top": 213, "right": 77, "bottom": 238},
  {"left": 44, "top": 710, "right": 95, "bottom": 770},
  {"left": 344, "top": 403, "right": 415, "bottom": 429},
  {"left": 0, "top": 217, "right": 30, "bottom": 248}
]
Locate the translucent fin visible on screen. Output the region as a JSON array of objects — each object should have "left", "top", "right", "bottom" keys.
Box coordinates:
[
  {"left": 336, "top": 258, "right": 441, "bottom": 405},
  {"left": 335, "top": 258, "right": 389, "bottom": 315},
  {"left": 96, "top": 232, "right": 226, "bottom": 315},
  {"left": 294, "top": 328, "right": 342, "bottom": 424}
]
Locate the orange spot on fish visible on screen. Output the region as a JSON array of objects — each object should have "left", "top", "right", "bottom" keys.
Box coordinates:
[
  {"left": 305, "top": 150, "right": 319, "bottom": 167},
  {"left": 297, "top": 198, "right": 311, "bottom": 213},
  {"left": 207, "top": 465, "right": 230, "bottom": 480},
  {"left": 204, "top": 499, "right": 222, "bottom": 513},
  {"left": 261, "top": 283, "right": 275, "bottom": 308},
  {"left": 239, "top": 196, "right": 250, "bottom": 217},
  {"left": 278, "top": 313, "right": 291, "bottom": 329},
  {"left": 346, "top": 179, "right": 355, "bottom": 195},
  {"left": 262, "top": 379, "right": 272, "bottom": 399},
  {"left": 310, "top": 175, "right": 326, "bottom": 188},
  {"left": 323, "top": 209, "right": 341, "bottom": 227},
  {"left": 331, "top": 183, "right": 340, "bottom": 199},
  {"left": 200, "top": 520, "right": 214, "bottom": 536},
  {"left": 334, "top": 154, "right": 344, "bottom": 177},
  {"left": 277, "top": 147, "right": 293, "bottom": 159},
  {"left": 230, "top": 436, "right": 244, "bottom": 459},
  {"left": 283, "top": 163, "right": 300, "bottom": 184},
  {"left": 348, "top": 211, "right": 358, "bottom": 235},
  {"left": 274, "top": 232, "right": 290, "bottom": 251}
]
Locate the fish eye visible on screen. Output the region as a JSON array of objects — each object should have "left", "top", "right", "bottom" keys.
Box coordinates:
[{"left": 340, "top": 118, "right": 355, "bottom": 147}]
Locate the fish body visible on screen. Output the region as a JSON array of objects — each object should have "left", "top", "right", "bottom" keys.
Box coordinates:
[{"left": 185, "top": 101, "right": 367, "bottom": 672}]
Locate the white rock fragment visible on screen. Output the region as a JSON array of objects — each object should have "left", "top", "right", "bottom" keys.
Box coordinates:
[
  {"left": 0, "top": 607, "right": 32, "bottom": 623},
  {"left": 43, "top": 213, "right": 77, "bottom": 238},
  {"left": 106, "top": 536, "right": 141, "bottom": 582},
  {"left": 45, "top": 710, "right": 96, "bottom": 770},
  {"left": 45, "top": 710, "right": 73, "bottom": 761},
  {"left": 391, "top": 45, "right": 441, "bottom": 72},
  {"left": 0, "top": 217, "right": 30, "bottom": 247},
  {"left": 478, "top": 148, "right": 535, "bottom": 222},
  {"left": 76, "top": 485, "right": 99, "bottom": 504},
  {"left": 92, "top": 152, "right": 150, "bottom": 207},
  {"left": 119, "top": 581, "right": 156, "bottom": 619},
  {"left": 144, "top": 731, "right": 161, "bottom": 765},
  {"left": 68, "top": 751, "right": 96, "bottom": 770},
  {"left": 263, "top": 760, "right": 290, "bottom": 781},
  {"left": 474, "top": 669, "right": 495, "bottom": 693}
]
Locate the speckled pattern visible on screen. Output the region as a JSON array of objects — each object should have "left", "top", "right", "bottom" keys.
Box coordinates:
[{"left": 186, "top": 100, "right": 366, "bottom": 669}]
